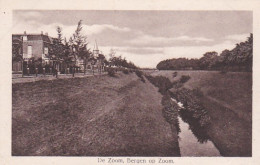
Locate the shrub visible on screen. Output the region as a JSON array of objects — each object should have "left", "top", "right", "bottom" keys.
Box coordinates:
[
  {"left": 172, "top": 81, "right": 183, "bottom": 89},
  {"left": 135, "top": 70, "right": 143, "bottom": 78},
  {"left": 171, "top": 88, "right": 211, "bottom": 127},
  {"left": 179, "top": 75, "right": 191, "bottom": 83},
  {"left": 135, "top": 70, "right": 145, "bottom": 83},
  {"left": 172, "top": 71, "right": 178, "bottom": 78},
  {"left": 145, "top": 75, "right": 172, "bottom": 94},
  {"left": 122, "top": 69, "right": 129, "bottom": 74},
  {"left": 107, "top": 67, "right": 116, "bottom": 77}
]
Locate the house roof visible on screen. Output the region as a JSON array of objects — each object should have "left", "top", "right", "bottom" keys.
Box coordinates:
[
  {"left": 12, "top": 35, "right": 22, "bottom": 41},
  {"left": 12, "top": 34, "right": 53, "bottom": 43}
]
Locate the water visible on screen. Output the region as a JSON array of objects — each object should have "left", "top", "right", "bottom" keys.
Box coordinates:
[
  {"left": 178, "top": 116, "right": 220, "bottom": 156},
  {"left": 171, "top": 98, "right": 221, "bottom": 157}
]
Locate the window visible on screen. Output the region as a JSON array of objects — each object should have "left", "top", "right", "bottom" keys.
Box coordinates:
[
  {"left": 44, "top": 47, "right": 48, "bottom": 54},
  {"left": 28, "top": 46, "right": 32, "bottom": 58},
  {"left": 23, "top": 36, "right": 27, "bottom": 41}
]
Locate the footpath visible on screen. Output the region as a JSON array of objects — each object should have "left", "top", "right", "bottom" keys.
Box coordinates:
[{"left": 12, "top": 72, "right": 107, "bottom": 84}]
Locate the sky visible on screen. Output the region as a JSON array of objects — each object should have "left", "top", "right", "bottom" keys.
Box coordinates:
[{"left": 13, "top": 10, "right": 252, "bottom": 68}]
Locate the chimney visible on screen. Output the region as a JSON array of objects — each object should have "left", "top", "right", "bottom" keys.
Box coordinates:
[
  {"left": 45, "top": 32, "right": 48, "bottom": 36},
  {"left": 41, "top": 31, "right": 43, "bottom": 35},
  {"left": 24, "top": 31, "right": 26, "bottom": 35}
]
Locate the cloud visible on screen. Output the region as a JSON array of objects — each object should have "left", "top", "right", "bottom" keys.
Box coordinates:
[
  {"left": 127, "top": 34, "right": 214, "bottom": 47},
  {"left": 125, "top": 47, "right": 164, "bottom": 55},
  {"left": 97, "top": 40, "right": 237, "bottom": 68},
  {"left": 12, "top": 15, "right": 241, "bottom": 68},
  {"left": 12, "top": 16, "right": 214, "bottom": 49},
  {"left": 174, "top": 36, "right": 214, "bottom": 42},
  {"left": 84, "top": 24, "right": 130, "bottom": 35},
  {"left": 225, "top": 33, "right": 250, "bottom": 42},
  {"left": 18, "top": 11, "right": 42, "bottom": 18},
  {"left": 12, "top": 22, "right": 132, "bottom": 41},
  {"left": 163, "top": 40, "right": 236, "bottom": 59},
  {"left": 13, "top": 11, "right": 43, "bottom": 26}
]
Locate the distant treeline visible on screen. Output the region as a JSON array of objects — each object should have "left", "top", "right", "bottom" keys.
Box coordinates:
[{"left": 156, "top": 34, "right": 253, "bottom": 72}]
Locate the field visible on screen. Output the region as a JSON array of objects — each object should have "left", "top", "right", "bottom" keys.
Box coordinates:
[
  {"left": 151, "top": 70, "right": 252, "bottom": 156},
  {"left": 12, "top": 73, "right": 180, "bottom": 156}
]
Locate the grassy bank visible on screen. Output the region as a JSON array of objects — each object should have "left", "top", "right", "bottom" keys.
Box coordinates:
[
  {"left": 150, "top": 70, "right": 252, "bottom": 156},
  {"left": 12, "top": 72, "right": 180, "bottom": 156}
]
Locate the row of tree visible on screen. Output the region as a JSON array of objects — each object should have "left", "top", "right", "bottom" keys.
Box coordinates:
[
  {"left": 156, "top": 34, "right": 253, "bottom": 72},
  {"left": 49, "top": 20, "right": 137, "bottom": 70},
  {"left": 108, "top": 49, "right": 137, "bottom": 69},
  {"left": 12, "top": 20, "right": 137, "bottom": 75}
]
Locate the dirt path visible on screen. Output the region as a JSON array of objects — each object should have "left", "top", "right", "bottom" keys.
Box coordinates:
[{"left": 12, "top": 72, "right": 107, "bottom": 84}]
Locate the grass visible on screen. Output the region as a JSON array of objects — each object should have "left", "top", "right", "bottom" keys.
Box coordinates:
[
  {"left": 135, "top": 70, "right": 145, "bottom": 83},
  {"left": 12, "top": 73, "right": 180, "bottom": 156},
  {"left": 149, "top": 70, "right": 252, "bottom": 156},
  {"left": 151, "top": 70, "right": 252, "bottom": 123}
]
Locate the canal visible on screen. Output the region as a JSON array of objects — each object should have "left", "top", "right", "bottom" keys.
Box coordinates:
[{"left": 171, "top": 98, "right": 221, "bottom": 156}]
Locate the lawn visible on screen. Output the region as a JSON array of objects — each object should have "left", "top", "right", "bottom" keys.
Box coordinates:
[{"left": 12, "top": 73, "right": 180, "bottom": 156}]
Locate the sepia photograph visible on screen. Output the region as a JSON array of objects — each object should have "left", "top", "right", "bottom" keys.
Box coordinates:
[{"left": 11, "top": 10, "right": 253, "bottom": 157}]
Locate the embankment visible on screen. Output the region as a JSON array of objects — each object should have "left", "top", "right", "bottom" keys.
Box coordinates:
[
  {"left": 150, "top": 70, "right": 252, "bottom": 156},
  {"left": 12, "top": 72, "right": 180, "bottom": 156}
]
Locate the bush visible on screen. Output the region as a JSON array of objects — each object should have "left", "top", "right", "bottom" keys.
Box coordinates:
[
  {"left": 146, "top": 75, "right": 172, "bottom": 94},
  {"left": 135, "top": 70, "right": 143, "bottom": 77},
  {"left": 107, "top": 67, "right": 116, "bottom": 77},
  {"left": 172, "top": 81, "right": 183, "bottom": 89},
  {"left": 135, "top": 70, "right": 145, "bottom": 83},
  {"left": 171, "top": 88, "right": 211, "bottom": 127},
  {"left": 179, "top": 75, "right": 191, "bottom": 83},
  {"left": 140, "top": 77, "right": 146, "bottom": 83},
  {"left": 172, "top": 71, "right": 178, "bottom": 78},
  {"left": 122, "top": 69, "right": 129, "bottom": 74}
]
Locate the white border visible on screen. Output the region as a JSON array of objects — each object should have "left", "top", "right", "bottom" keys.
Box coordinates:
[{"left": 1, "top": 0, "right": 260, "bottom": 164}]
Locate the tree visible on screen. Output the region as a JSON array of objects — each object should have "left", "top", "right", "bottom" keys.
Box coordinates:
[
  {"left": 107, "top": 48, "right": 137, "bottom": 69},
  {"left": 48, "top": 26, "right": 66, "bottom": 74},
  {"left": 108, "top": 48, "right": 117, "bottom": 67},
  {"left": 70, "top": 20, "right": 90, "bottom": 74},
  {"left": 78, "top": 44, "right": 91, "bottom": 74},
  {"left": 12, "top": 38, "right": 24, "bottom": 74},
  {"left": 155, "top": 34, "right": 253, "bottom": 72},
  {"left": 199, "top": 51, "right": 218, "bottom": 70},
  {"left": 12, "top": 39, "right": 22, "bottom": 61}
]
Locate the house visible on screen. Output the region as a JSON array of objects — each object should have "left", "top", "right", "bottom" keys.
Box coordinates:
[
  {"left": 12, "top": 31, "right": 52, "bottom": 63},
  {"left": 12, "top": 31, "right": 63, "bottom": 73},
  {"left": 12, "top": 32, "right": 105, "bottom": 74}
]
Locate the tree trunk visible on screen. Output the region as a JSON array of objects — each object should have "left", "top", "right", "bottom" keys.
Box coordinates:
[
  {"left": 72, "top": 67, "right": 75, "bottom": 77},
  {"left": 22, "top": 60, "right": 24, "bottom": 77}
]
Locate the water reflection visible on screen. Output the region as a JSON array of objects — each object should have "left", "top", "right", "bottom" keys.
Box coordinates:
[
  {"left": 171, "top": 93, "right": 252, "bottom": 156},
  {"left": 178, "top": 115, "right": 220, "bottom": 156},
  {"left": 179, "top": 109, "right": 210, "bottom": 143},
  {"left": 171, "top": 98, "right": 221, "bottom": 156}
]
